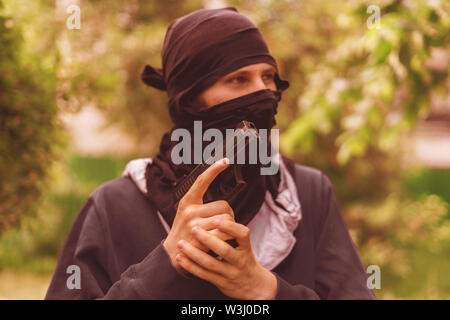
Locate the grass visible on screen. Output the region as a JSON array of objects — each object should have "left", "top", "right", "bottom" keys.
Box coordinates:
[
  {"left": 66, "top": 155, "right": 132, "bottom": 186},
  {"left": 402, "top": 168, "right": 450, "bottom": 215},
  {"left": 375, "top": 245, "right": 450, "bottom": 299},
  {"left": 0, "top": 270, "right": 53, "bottom": 300}
]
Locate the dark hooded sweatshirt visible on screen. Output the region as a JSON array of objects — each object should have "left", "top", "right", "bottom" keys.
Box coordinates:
[{"left": 45, "top": 159, "right": 376, "bottom": 300}]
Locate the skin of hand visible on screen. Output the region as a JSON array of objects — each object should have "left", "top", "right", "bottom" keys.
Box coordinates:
[
  {"left": 163, "top": 158, "right": 236, "bottom": 274},
  {"left": 175, "top": 218, "right": 278, "bottom": 300}
]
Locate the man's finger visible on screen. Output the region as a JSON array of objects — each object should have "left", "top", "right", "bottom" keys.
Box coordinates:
[
  {"left": 196, "top": 213, "right": 235, "bottom": 241},
  {"left": 183, "top": 158, "right": 229, "bottom": 204},
  {"left": 208, "top": 229, "right": 234, "bottom": 241},
  {"left": 176, "top": 253, "right": 224, "bottom": 285},
  {"left": 191, "top": 226, "right": 241, "bottom": 265},
  {"left": 177, "top": 240, "right": 231, "bottom": 276},
  {"left": 190, "top": 238, "right": 209, "bottom": 252},
  {"left": 198, "top": 212, "right": 233, "bottom": 228},
  {"left": 188, "top": 201, "right": 234, "bottom": 219},
  {"left": 214, "top": 219, "right": 251, "bottom": 249}
]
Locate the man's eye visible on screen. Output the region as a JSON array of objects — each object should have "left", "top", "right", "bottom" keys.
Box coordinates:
[
  {"left": 263, "top": 73, "right": 275, "bottom": 81},
  {"left": 228, "top": 76, "right": 247, "bottom": 84}
]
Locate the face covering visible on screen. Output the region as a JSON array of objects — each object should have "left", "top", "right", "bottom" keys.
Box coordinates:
[
  {"left": 183, "top": 88, "right": 281, "bottom": 131},
  {"left": 145, "top": 89, "right": 282, "bottom": 226},
  {"left": 140, "top": 7, "right": 290, "bottom": 227}
]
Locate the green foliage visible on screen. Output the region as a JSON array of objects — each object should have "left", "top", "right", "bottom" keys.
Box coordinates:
[
  {"left": 346, "top": 192, "right": 450, "bottom": 298},
  {"left": 0, "top": 0, "right": 64, "bottom": 233},
  {"left": 271, "top": 0, "right": 449, "bottom": 158},
  {"left": 234, "top": 0, "right": 449, "bottom": 202},
  {"left": 0, "top": 154, "right": 130, "bottom": 273},
  {"left": 402, "top": 168, "right": 450, "bottom": 206},
  {"left": 66, "top": 155, "right": 132, "bottom": 187}
]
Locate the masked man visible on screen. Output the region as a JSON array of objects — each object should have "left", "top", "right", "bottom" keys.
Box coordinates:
[{"left": 46, "top": 7, "right": 375, "bottom": 300}]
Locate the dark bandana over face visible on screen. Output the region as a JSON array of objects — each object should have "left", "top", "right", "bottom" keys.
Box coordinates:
[{"left": 141, "top": 7, "right": 290, "bottom": 227}]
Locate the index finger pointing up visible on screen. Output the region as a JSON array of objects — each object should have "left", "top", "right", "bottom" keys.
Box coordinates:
[{"left": 182, "top": 157, "right": 229, "bottom": 204}]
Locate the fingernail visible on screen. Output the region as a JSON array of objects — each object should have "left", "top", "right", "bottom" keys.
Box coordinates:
[
  {"left": 177, "top": 240, "right": 185, "bottom": 249},
  {"left": 214, "top": 219, "right": 222, "bottom": 226},
  {"left": 176, "top": 254, "right": 183, "bottom": 262},
  {"left": 192, "top": 226, "right": 199, "bottom": 235},
  {"left": 222, "top": 158, "right": 229, "bottom": 165}
]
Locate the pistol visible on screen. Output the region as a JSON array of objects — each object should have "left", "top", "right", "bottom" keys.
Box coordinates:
[{"left": 173, "top": 120, "right": 260, "bottom": 257}]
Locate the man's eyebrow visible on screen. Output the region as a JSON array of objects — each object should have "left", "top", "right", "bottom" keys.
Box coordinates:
[
  {"left": 226, "top": 66, "right": 276, "bottom": 77},
  {"left": 262, "top": 66, "right": 277, "bottom": 73},
  {"left": 226, "top": 70, "right": 250, "bottom": 77}
]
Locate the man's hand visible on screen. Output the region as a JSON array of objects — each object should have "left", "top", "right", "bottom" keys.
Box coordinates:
[
  {"left": 175, "top": 219, "right": 278, "bottom": 300},
  {"left": 163, "top": 158, "right": 235, "bottom": 274}
]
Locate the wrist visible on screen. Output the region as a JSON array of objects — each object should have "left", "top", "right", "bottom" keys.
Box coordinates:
[{"left": 252, "top": 267, "right": 278, "bottom": 300}]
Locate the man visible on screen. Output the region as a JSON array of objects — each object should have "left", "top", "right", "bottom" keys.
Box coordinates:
[{"left": 46, "top": 7, "right": 375, "bottom": 300}]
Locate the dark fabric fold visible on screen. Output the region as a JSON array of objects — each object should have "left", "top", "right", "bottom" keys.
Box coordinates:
[{"left": 141, "top": 65, "right": 166, "bottom": 91}]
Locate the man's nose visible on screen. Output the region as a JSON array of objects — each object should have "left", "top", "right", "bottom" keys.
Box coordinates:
[{"left": 250, "top": 77, "right": 270, "bottom": 92}]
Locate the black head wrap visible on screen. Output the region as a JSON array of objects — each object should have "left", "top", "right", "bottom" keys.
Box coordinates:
[{"left": 142, "top": 7, "right": 290, "bottom": 227}]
